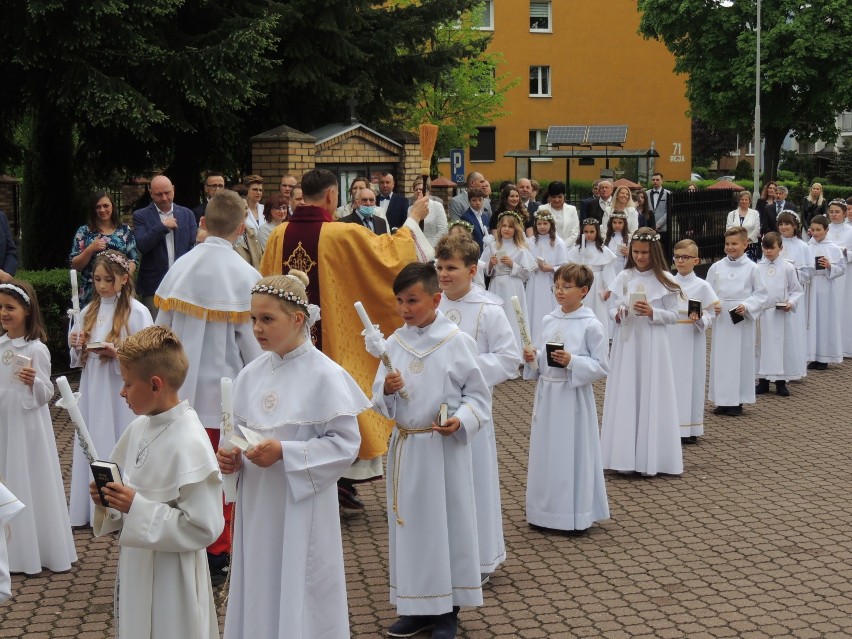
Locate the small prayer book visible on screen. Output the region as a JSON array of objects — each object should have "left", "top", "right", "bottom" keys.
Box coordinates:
[
  {"left": 814, "top": 256, "right": 825, "bottom": 271},
  {"left": 728, "top": 308, "right": 745, "bottom": 325},
  {"left": 546, "top": 342, "right": 565, "bottom": 368},
  {"left": 687, "top": 299, "right": 702, "bottom": 317},
  {"left": 11, "top": 354, "right": 31, "bottom": 384},
  {"left": 91, "top": 461, "right": 123, "bottom": 507}
]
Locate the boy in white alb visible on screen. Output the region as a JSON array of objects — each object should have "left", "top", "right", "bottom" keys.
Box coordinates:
[
  {"left": 0, "top": 482, "right": 24, "bottom": 603},
  {"left": 707, "top": 227, "right": 768, "bottom": 416},
  {"left": 372, "top": 262, "right": 491, "bottom": 639},
  {"left": 755, "top": 233, "right": 804, "bottom": 397},
  {"left": 435, "top": 235, "right": 519, "bottom": 585},
  {"left": 669, "top": 240, "right": 717, "bottom": 443},
  {"left": 154, "top": 189, "right": 262, "bottom": 578},
  {"left": 92, "top": 327, "right": 224, "bottom": 639}
]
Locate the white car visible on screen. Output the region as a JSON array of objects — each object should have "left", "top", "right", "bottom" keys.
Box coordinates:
[{"left": 690, "top": 173, "right": 703, "bottom": 181}]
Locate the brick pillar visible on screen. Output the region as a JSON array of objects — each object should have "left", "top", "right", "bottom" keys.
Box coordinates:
[
  {"left": 250, "top": 125, "right": 317, "bottom": 199},
  {"left": 400, "top": 140, "right": 423, "bottom": 195}
]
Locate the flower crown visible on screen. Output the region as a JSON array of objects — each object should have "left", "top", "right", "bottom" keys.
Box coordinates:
[
  {"left": 497, "top": 210, "right": 525, "bottom": 227},
  {"left": 100, "top": 251, "right": 131, "bottom": 271},
  {"left": 534, "top": 211, "right": 554, "bottom": 222},
  {"left": 0, "top": 283, "right": 30, "bottom": 305},
  {"left": 632, "top": 230, "right": 661, "bottom": 242},
  {"left": 251, "top": 277, "right": 309, "bottom": 311},
  {"left": 581, "top": 218, "right": 601, "bottom": 226},
  {"left": 448, "top": 220, "right": 474, "bottom": 234},
  {"left": 829, "top": 198, "right": 847, "bottom": 210},
  {"left": 779, "top": 208, "right": 800, "bottom": 223},
  {"left": 608, "top": 211, "right": 627, "bottom": 220}
]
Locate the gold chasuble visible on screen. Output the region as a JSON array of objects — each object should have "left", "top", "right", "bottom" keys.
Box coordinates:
[{"left": 261, "top": 206, "right": 426, "bottom": 460}]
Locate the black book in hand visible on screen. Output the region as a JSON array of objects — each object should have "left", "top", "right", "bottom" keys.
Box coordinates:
[
  {"left": 728, "top": 308, "right": 745, "bottom": 325},
  {"left": 814, "top": 256, "right": 826, "bottom": 270},
  {"left": 688, "top": 299, "right": 702, "bottom": 317},
  {"left": 91, "top": 461, "right": 123, "bottom": 507},
  {"left": 546, "top": 342, "right": 566, "bottom": 368}
]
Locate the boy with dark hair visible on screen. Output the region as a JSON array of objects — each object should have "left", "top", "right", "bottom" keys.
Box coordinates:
[{"left": 371, "top": 262, "right": 491, "bottom": 639}]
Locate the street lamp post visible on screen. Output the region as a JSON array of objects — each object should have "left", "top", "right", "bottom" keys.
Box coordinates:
[{"left": 753, "top": 0, "right": 761, "bottom": 201}]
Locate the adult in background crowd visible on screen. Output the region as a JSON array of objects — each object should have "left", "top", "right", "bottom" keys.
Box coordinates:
[
  {"left": 517, "top": 178, "right": 539, "bottom": 218},
  {"left": 580, "top": 180, "right": 601, "bottom": 218},
  {"left": 634, "top": 190, "right": 654, "bottom": 229},
  {"left": 279, "top": 173, "right": 298, "bottom": 215},
  {"left": 132, "top": 175, "right": 196, "bottom": 317},
  {"left": 801, "top": 182, "right": 827, "bottom": 235},
  {"left": 536, "top": 181, "right": 580, "bottom": 246},
  {"left": 410, "top": 180, "right": 447, "bottom": 247},
  {"left": 376, "top": 172, "right": 408, "bottom": 230},
  {"left": 339, "top": 187, "right": 389, "bottom": 235},
  {"left": 760, "top": 184, "right": 795, "bottom": 236},
  {"left": 193, "top": 172, "right": 226, "bottom": 226},
  {"left": 70, "top": 192, "right": 139, "bottom": 306},
  {"left": 587, "top": 180, "right": 613, "bottom": 223},
  {"left": 450, "top": 171, "right": 493, "bottom": 221},
  {"left": 490, "top": 184, "right": 534, "bottom": 237},
  {"left": 755, "top": 181, "right": 776, "bottom": 215},
  {"left": 243, "top": 175, "right": 265, "bottom": 233},
  {"left": 726, "top": 191, "right": 761, "bottom": 261},
  {"left": 603, "top": 185, "right": 639, "bottom": 234},
  {"left": 646, "top": 172, "right": 671, "bottom": 254},
  {"left": 0, "top": 209, "right": 18, "bottom": 285},
  {"left": 335, "top": 177, "right": 372, "bottom": 221},
  {"left": 258, "top": 193, "right": 289, "bottom": 251}
]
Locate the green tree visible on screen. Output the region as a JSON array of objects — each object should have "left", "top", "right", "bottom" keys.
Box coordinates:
[
  {"left": 0, "top": 0, "right": 281, "bottom": 269},
  {"left": 638, "top": 0, "right": 852, "bottom": 183},
  {"left": 388, "top": 7, "right": 518, "bottom": 170},
  {"left": 691, "top": 119, "right": 736, "bottom": 172},
  {"left": 826, "top": 141, "right": 852, "bottom": 186}
]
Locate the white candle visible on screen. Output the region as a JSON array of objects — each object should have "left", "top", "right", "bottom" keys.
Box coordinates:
[
  {"left": 56, "top": 376, "right": 99, "bottom": 462},
  {"left": 511, "top": 296, "right": 538, "bottom": 371},
  {"left": 220, "top": 377, "right": 237, "bottom": 503},
  {"left": 354, "top": 301, "right": 375, "bottom": 333},
  {"left": 69, "top": 269, "right": 80, "bottom": 314}
]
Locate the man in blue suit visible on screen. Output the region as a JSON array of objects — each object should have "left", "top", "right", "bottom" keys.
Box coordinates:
[
  {"left": 133, "top": 175, "right": 197, "bottom": 317},
  {"left": 0, "top": 210, "right": 17, "bottom": 284},
  {"left": 376, "top": 172, "right": 409, "bottom": 231}
]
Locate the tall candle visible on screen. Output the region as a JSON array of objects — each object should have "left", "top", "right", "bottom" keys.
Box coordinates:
[
  {"left": 354, "top": 301, "right": 374, "bottom": 333},
  {"left": 511, "top": 296, "right": 538, "bottom": 371},
  {"left": 220, "top": 377, "right": 237, "bottom": 503},
  {"left": 69, "top": 269, "right": 80, "bottom": 314},
  {"left": 56, "top": 376, "right": 99, "bottom": 462}
]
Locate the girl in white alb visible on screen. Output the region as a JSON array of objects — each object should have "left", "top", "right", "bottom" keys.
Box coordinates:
[
  {"left": 69, "top": 251, "right": 152, "bottom": 526},
  {"left": 826, "top": 200, "right": 852, "bottom": 357},
  {"left": 0, "top": 280, "right": 77, "bottom": 574},
  {"left": 566, "top": 219, "right": 617, "bottom": 342},
  {"left": 526, "top": 210, "right": 568, "bottom": 344}
]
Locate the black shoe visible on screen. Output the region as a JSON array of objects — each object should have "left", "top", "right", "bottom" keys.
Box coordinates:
[
  {"left": 712, "top": 405, "right": 729, "bottom": 415},
  {"left": 387, "top": 616, "right": 436, "bottom": 637},
  {"left": 727, "top": 405, "right": 743, "bottom": 416},
  {"left": 807, "top": 361, "right": 828, "bottom": 370},
  {"left": 681, "top": 436, "right": 698, "bottom": 445},
  {"left": 755, "top": 379, "right": 769, "bottom": 394},
  {"left": 431, "top": 609, "right": 459, "bottom": 639},
  {"left": 207, "top": 552, "right": 230, "bottom": 587},
  {"left": 776, "top": 381, "right": 790, "bottom": 397},
  {"left": 338, "top": 482, "right": 364, "bottom": 510}
]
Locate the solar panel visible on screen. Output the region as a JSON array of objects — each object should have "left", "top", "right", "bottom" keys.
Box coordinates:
[
  {"left": 546, "top": 126, "right": 586, "bottom": 146},
  {"left": 586, "top": 125, "right": 628, "bottom": 145}
]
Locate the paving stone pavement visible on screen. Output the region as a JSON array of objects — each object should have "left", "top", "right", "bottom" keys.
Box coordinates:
[{"left": 2, "top": 347, "right": 852, "bottom": 638}]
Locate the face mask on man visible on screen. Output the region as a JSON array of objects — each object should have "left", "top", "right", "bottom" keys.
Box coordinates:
[{"left": 359, "top": 205, "right": 375, "bottom": 217}]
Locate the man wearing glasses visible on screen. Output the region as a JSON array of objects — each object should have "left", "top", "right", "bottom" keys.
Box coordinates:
[{"left": 193, "top": 172, "right": 227, "bottom": 226}]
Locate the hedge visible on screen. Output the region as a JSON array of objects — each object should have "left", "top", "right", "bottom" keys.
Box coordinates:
[{"left": 15, "top": 268, "right": 73, "bottom": 372}]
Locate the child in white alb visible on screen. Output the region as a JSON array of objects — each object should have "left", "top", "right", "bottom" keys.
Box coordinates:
[
  {"left": 526, "top": 210, "right": 568, "bottom": 344},
  {"left": 806, "top": 215, "right": 846, "bottom": 369},
  {"left": 566, "top": 218, "right": 617, "bottom": 342},
  {"left": 777, "top": 211, "right": 812, "bottom": 376}
]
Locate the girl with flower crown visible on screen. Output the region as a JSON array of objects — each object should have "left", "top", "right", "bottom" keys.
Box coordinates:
[
  {"left": 68, "top": 250, "right": 152, "bottom": 526},
  {"left": 567, "top": 219, "right": 618, "bottom": 342},
  {"left": 482, "top": 211, "right": 538, "bottom": 353},
  {"left": 600, "top": 228, "right": 684, "bottom": 477},
  {"left": 218, "top": 271, "right": 370, "bottom": 639},
  {"left": 526, "top": 210, "right": 568, "bottom": 343}
]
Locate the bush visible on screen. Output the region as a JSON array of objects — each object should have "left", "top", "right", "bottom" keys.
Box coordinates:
[
  {"left": 734, "top": 160, "right": 753, "bottom": 180},
  {"left": 16, "top": 268, "right": 72, "bottom": 372}
]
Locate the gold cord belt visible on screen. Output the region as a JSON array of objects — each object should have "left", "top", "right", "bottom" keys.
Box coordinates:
[{"left": 391, "top": 424, "right": 434, "bottom": 526}]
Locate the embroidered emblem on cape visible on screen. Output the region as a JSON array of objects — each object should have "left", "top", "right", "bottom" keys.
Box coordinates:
[
  {"left": 445, "top": 309, "right": 462, "bottom": 325},
  {"left": 284, "top": 241, "right": 316, "bottom": 274},
  {"left": 766, "top": 265, "right": 776, "bottom": 277},
  {"left": 1, "top": 350, "right": 12, "bottom": 366},
  {"left": 262, "top": 391, "right": 279, "bottom": 413},
  {"left": 551, "top": 332, "right": 564, "bottom": 343},
  {"left": 408, "top": 358, "right": 425, "bottom": 375}
]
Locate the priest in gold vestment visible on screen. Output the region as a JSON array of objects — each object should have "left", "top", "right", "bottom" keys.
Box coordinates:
[{"left": 261, "top": 169, "right": 435, "bottom": 490}]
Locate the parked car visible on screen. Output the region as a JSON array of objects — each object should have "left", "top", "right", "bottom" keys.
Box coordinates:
[
  {"left": 717, "top": 175, "right": 736, "bottom": 182},
  {"left": 690, "top": 173, "right": 703, "bottom": 181}
]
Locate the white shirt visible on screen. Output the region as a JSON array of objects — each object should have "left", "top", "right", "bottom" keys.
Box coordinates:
[{"left": 158, "top": 206, "right": 176, "bottom": 267}]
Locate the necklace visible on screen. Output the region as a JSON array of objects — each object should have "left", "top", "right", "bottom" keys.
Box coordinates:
[{"left": 135, "top": 417, "right": 177, "bottom": 467}]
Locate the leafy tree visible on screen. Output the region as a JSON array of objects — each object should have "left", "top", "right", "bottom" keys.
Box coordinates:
[
  {"left": 387, "top": 8, "right": 518, "bottom": 171},
  {"left": 691, "top": 119, "right": 736, "bottom": 171},
  {"left": 638, "top": 0, "right": 852, "bottom": 183},
  {"left": 826, "top": 141, "right": 852, "bottom": 186},
  {"left": 0, "top": 0, "right": 281, "bottom": 269}
]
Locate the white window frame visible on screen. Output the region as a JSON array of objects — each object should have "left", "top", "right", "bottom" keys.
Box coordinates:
[
  {"left": 839, "top": 111, "right": 852, "bottom": 134},
  {"left": 476, "top": 0, "right": 494, "bottom": 31},
  {"left": 529, "top": 66, "right": 551, "bottom": 97},
  {"left": 530, "top": 1, "right": 552, "bottom": 33},
  {"left": 529, "top": 129, "right": 552, "bottom": 162}
]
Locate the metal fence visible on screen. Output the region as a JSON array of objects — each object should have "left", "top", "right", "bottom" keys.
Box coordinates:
[{"left": 669, "top": 189, "right": 738, "bottom": 263}]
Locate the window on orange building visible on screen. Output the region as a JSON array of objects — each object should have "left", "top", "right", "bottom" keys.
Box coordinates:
[
  {"left": 529, "top": 66, "right": 550, "bottom": 97},
  {"left": 471, "top": 127, "right": 496, "bottom": 162},
  {"left": 476, "top": 1, "right": 494, "bottom": 30},
  {"left": 530, "top": 1, "right": 551, "bottom": 32},
  {"left": 529, "top": 130, "right": 553, "bottom": 162}
]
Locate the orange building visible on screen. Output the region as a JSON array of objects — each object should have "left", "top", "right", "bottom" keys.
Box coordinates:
[{"left": 437, "top": 0, "right": 692, "bottom": 186}]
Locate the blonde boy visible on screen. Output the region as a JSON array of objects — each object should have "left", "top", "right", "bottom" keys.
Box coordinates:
[
  {"left": 706, "top": 228, "right": 768, "bottom": 416},
  {"left": 669, "top": 240, "right": 717, "bottom": 441},
  {"left": 92, "top": 326, "right": 223, "bottom": 639}
]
